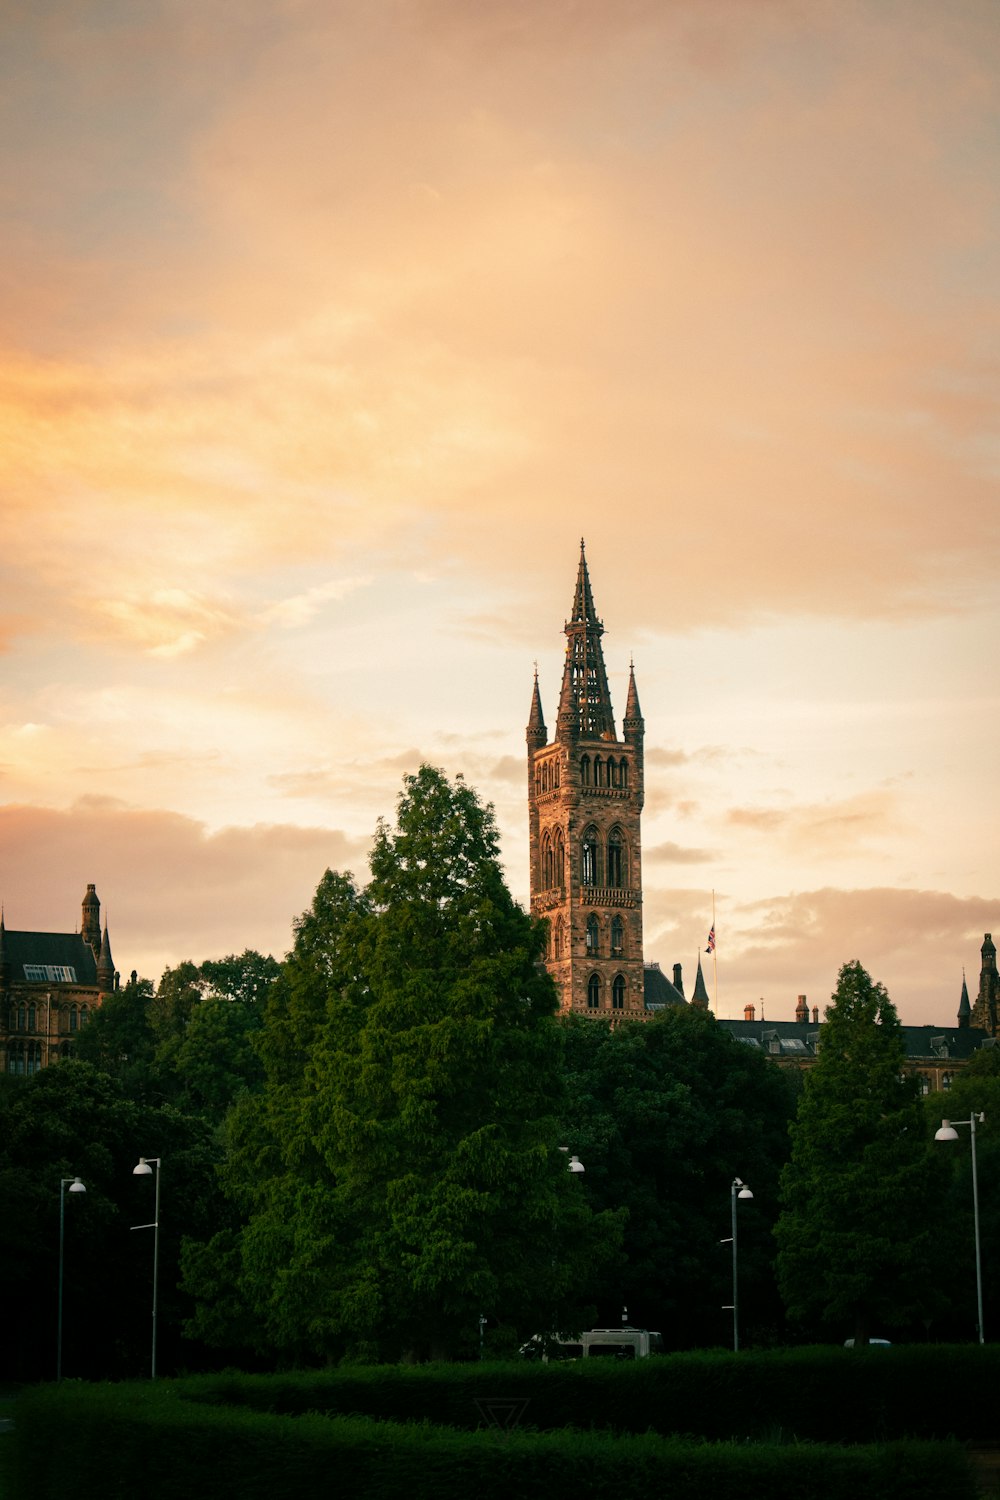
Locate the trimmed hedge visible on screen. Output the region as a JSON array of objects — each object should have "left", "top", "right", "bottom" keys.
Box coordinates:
[
  {"left": 13, "top": 1382, "right": 978, "bottom": 1500},
  {"left": 172, "top": 1345, "right": 1000, "bottom": 1445}
]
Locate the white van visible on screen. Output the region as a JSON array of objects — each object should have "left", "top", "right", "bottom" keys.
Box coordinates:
[{"left": 520, "top": 1326, "right": 664, "bottom": 1361}]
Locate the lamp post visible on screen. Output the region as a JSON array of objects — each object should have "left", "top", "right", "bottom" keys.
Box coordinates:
[
  {"left": 131, "top": 1156, "right": 161, "bottom": 1377},
  {"left": 57, "top": 1176, "right": 86, "bottom": 1381},
  {"left": 935, "top": 1115, "right": 985, "bottom": 1345},
  {"left": 721, "top": 1177, "right": 753, "bottom": 1352}
]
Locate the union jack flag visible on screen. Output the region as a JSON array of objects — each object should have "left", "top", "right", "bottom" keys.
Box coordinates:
[{"left": 705, "top": 924, "right": 716, "bottom": 954}]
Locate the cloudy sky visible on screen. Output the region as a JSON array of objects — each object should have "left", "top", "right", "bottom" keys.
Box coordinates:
[{"left": 2, "top": 0, "right": 997, "bottom": 1026}]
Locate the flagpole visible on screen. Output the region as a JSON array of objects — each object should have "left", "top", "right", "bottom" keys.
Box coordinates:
[{"left": 711, "top": 889, "right": 718, "bottom": 1015}]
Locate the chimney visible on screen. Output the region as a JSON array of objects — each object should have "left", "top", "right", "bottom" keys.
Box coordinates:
[
  {"left": 744, "top": 1003, "right": 756, "bottom": 1021},
  {"left": 672, "top": 963, "right": 685, "bottom": 998},
  {"left": 795, "top": 994, "right": 808, "bottom": 1024},
  {"left": 812, "top": 1006, "right": 819, "bottom": 1024}
]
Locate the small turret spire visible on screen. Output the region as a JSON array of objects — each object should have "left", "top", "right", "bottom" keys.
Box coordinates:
[
  {"left": 526, "top": 665, "right": 547, "bottom": 748},
  {"left": 691, "top": 955, "right": 710, "bottom": 1009},
  {"left": 97, "top": 920, "right": 115, "bottom": 992}
]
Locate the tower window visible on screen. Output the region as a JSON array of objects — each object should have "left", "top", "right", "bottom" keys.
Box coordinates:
[
  {"left": 582, "top": 829, "right": 599, "bottom": 886},
  {"left": 27, "top": 1003, "right": 36, "bottom": 1032},
  {"left": 587, "top": 973, "right": 601, "bottom": 1009},
  {"left": 594, "top": 755, "right": 603, "bottom": 787},
  {"left": 554, "top": 916, "right": 565, "bottom": 960},
  {"left": 554, "top": 828, "right": 565, "bottom": 886},
  {"left": 69, "top": 1006, "right": 78, "bottom": 1033},
  {"left": 612, "top": 974, "right": 625, "bottom": 1010},
  {"left": 580, "top": 755, "right": 591, "bottom": 786},
  {"left": 611, "top": 916, "right": 624, "bottom": 956},
  {"left": 620, "top": 759, "right": 628, "bottom": 789},
  {"left": 607, "top": 829, "right": 624, "bottom": 888},
  {"left": 586, "top": 914, "right": 599, "bottom": 955}
]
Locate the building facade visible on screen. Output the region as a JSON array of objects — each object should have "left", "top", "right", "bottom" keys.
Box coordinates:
[{"left": 1, "top": 884, "right": 117, "bottom": 1074}]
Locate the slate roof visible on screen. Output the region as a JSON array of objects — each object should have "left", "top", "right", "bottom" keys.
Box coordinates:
[
  {"left": 716, "top": 1016, "right": 992, "bottom": 1063},
  {"left": 1, "top": 929, "right": 98, "bottom": 985},
  {"left": 643, "top": 962, "right": 687, "bottom": 1010}
]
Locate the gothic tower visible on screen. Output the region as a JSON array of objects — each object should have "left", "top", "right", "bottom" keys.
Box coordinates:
[
  {"left": 970, "top": 932, "right": 998, "bottom": 1036},
  {"left": 527, "top": 542, "right": 646, "bottom": 1017}
]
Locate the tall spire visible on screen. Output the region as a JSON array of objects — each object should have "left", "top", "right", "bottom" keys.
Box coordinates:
[
  {"left": 97, "top": 920, "right": 115, "bottom": 992},
  {"left": 557, "top": 538, "right": 616, "bottom": 740},
  {"left": 691, "top": 955, "right": 710, "bottom": 1009},
  {"left": 958, "top": 970, "right": 971, "bottom": 1028}
]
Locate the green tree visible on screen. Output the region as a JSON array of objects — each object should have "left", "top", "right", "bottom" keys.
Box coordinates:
[
  {"left": 558, "top": 1006, "right": 795, "bottom": 1347},
  {"left": 73, "top": 972, "right": 158, "bottom": 1097},
  {"left": 923, "top": 1045, "right": 1000, "bottom": 1341},
  {"left": 0, "top": 1061, "right": 223, "bottom": 1382},
  {"left": 186, "top": 766, "right": 621, "bottom": 1362},
  {"left": 775, "top": 961, "right": 947, "bottom": 1344}
]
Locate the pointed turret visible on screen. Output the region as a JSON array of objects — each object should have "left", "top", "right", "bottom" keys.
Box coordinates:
[
  {"left": 0, "top": 910, "right": 9, "bottom": 993},
  {"left": 526, "top": 667, "right": 547, "bottom": 751},
  {"left": 557, "top": 539, "right": 616, "bottom": 741},
  {"left": 972, "top": 932, "right": 999, "bottom": 1036},
  {"left": 958, "top": 971, "right": 971, "bottom": 1028},
  {"left": 97, "top": 921, "right": 115, "bottom": 992},
  {"left": 692, "top": 956, "right": 710, "bottom": 1009},
  {"left": 81, "top": 883, "right": 101, "bottom": 956}
]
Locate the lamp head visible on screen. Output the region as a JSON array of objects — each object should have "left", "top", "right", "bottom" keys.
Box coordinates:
[
  {"left": 935, "top": 1121, "right": 960, "bottom": 1143},
  {"left": 567, "top": 1155, "right": 586, "bottom": 1174},
  {"left": 69, "top": 1176, "right": 86, "bottom": 1194},
  {"left": 133, "top": 1158, "right": 153, "bottom": 1176}
]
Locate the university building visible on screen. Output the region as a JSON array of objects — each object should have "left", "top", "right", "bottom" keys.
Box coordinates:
[
  {"left": 1, "top": 884, "right": 117, "bottom": 1074},
  {"left": 527, "top": 544, "right": 996, "bottom": 1088}
]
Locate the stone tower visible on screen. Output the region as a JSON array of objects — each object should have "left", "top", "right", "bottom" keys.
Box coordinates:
[
  {"left": 527, "top": 542, "right": 646, "bottom": 1017},
  {"left": 970, "top": 932, "right": 998, "bottom": 1035}
]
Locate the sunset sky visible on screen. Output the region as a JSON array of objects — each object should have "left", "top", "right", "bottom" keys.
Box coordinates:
[{"left": 2, "top": 0, "right": 997, "bottom": 1026}]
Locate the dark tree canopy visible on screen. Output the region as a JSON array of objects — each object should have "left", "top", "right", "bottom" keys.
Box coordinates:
[
  {"left": 186, "top": 766, "right": 621, "bottom": 1362},
  {"left": 775, "top": 960, "right": 947, "bottom": 1344},
  {"left": 558, "top": 1005, "right": 795, "bottom": 1347}
]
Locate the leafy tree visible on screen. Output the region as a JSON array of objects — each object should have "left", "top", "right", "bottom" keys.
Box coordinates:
[
  {"left": 558, "top": 1006, "right": 795, "bottom": 1347},
  {"left": 0, "top": 1061, "right": 224, "bottom": 1381},
  {"left": 73, "top": 972, "right": 158, "bottom": 1097},
  {"left": 923, "top": 1044, "right": 1000, "bottom": 1342},
  {"left": 185, "top": 766, "right": 621, "bottom": 1362},
  {"left": 775, "top": 961, "right": 947, "bottom": 1344}
]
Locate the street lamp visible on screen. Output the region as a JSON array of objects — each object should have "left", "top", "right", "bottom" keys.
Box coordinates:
[
  {"left": 935, "top": 1114, "right": 985, "bottom": 1345},
  {"left": 131, "top": 1156, "right": 162, "bottom": 1377},
  {"left": 57, "top": 1176, "right": 86, "bottom": 1381},
  {"left": 721, "top": 1177, "right": 753, "bottom": 1352}
]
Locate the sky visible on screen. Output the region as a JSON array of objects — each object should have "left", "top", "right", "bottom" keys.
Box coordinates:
[{"left": 1, "top": 0, "right": 997, "bottom": 1027}]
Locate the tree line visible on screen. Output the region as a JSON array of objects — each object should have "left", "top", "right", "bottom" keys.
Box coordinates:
[{"left": 1, "top": 766, "right": 995, "bottom": 1379}]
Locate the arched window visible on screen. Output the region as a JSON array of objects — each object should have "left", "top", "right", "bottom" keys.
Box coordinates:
[
  {"left": 612, "top": 974, "right": 626, "bottom": 1010},
  {"left": 69, "top": 1005, "right": 78, "bottom": 1033},
  {"left": 918, "top": 1074, "right": 930, "bottom": 1096},
  {"left": 553, "top": 761, "right": 561, "bottom": 788},
  {"left": 553, "top": 828, "right": 565, "bottom": 887},
  {"left": 586, "top": 914, "right": 599, "bottom": 955},
  {"left": 607, "top": 829, "right": 624, "bottom": 888},
  {"left": 942, "top": 1072, "right": 952, "bottom": 1092},
  {"left": 587, "top": 973, "right": 601, "bottom": 1010},
  {"left": 80, "top": 1004, "right": 89, "bottom": 1025},
  {"left": 580, "top": 755, "right": 591, "bottom": 786},
  {"left": 554, "top": 916, "right": 565, "bottom": 960},
  {"left": 611, "top": 916, "right": 624, "bottom": 956},
  {"left": 535, "top": 768, "right": 542, "bottom": 797},
  {"left": 581, "top": 828, "right": 599, "bottom": 886},
  {"left": 27, "top": 1042, "right": 42, "bottom": 1075},
  {"left": 17, "top": 1004, "right": 26, "bottom": 1032},
  {"left": 593, "top": 755, "right": 603, "bottom": 788},
  {"left": 610, "top": 758, "right": 620, "bottom": 787},
  {"left": 8, "top": 1042, "right": 25, "bottom": 1075},
  {"left": 27, "top": 1003, "right": 36, "bottom": 1032},
  {"left": 620, "top": 759, "right": 629, "bottom": 789},
  {"left": 542, "top": 831, "right": 554, "bottom": 889}
]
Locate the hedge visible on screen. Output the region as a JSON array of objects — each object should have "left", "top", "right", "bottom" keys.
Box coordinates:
[{"left": 13, "top": 1382, "right": 978, "bottom": 1500}]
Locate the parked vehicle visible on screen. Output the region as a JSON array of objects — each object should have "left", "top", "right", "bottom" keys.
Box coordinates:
[{"left": 519, "top": 1326, "right": 664, "bottom": 1361}]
